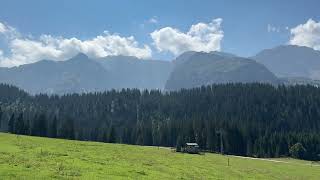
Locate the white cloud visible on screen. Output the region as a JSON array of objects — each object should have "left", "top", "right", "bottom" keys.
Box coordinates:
[
  {"left": 0, "top": 22, "right": 19, "bottom": 38},
  {"left": 267, "top": 24, "right": 280, "bottom": 33},
  {"left": 0, "top": 22, "right": 151, "bottom": 67},
  {"left": 148, "top": 17, "right": 158, "bottom": 24},
  {"left": 289, "top": 19, "right": 320, "bottom": 50},
  {"left": 150, "top": 18, "right": 224, "bottom": 55},
  {"left": 0, "top": 22, "right": 6, "bottom": 33},
  {"left": 139, "top": 16, "right": 159, "bottom": 29}
]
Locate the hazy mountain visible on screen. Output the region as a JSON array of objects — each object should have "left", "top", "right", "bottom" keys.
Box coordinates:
[
  {"left": 173, "top": 51, "right": 237, "bottom": 66},
  {"left": 253, "top": 45, "right": 320, "bottom": 80},
  {"left": 95, "top": 56, "right": 173, "bottom": 90},
  {"left": 0, "top": 54, "right": 173, "bottom": 94},
  {"left": 210, "top": 51, "right": 238, "bottom": 58},
  {"left": 0, "top": 53, "right": 112, "bottom": 94},
  {"left": 165, "top": 51, "right": 278, "bottom": 90},
  {"left": 280, "top": 77, "right": 320, "bottom": 87},
  {"left": 6, "top": 47, "right": 320, "bottom": 94}
]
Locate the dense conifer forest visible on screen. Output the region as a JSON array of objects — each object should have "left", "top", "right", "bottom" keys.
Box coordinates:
[{"left": 0, "top": 83, "right": 319, "bottom": 160}]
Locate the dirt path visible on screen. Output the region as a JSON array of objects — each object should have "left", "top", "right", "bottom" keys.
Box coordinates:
[
  {"left": 229, "top": 155, "right": 320, "bottom": 167},
  {"left": 150, "top": 145, "right": 320, "bottom": 167}
]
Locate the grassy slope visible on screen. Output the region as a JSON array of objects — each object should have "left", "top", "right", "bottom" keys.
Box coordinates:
[{"left": 0, "top": 133, "right": 319, "bottom": 179}]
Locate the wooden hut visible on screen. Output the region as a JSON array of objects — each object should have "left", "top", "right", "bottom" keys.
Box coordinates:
[{"left": 183, "top": 143, "right": 200, "bottom": 154}]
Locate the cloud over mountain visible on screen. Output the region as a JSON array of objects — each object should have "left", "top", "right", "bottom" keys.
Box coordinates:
[
  {"left": 0, "top": 22, "right": 6, "bottom": 33},
  {"left": 0, "top": 22, "right": 151, "bottom": 67},
  {"left": 289, "top": 19, "right": 320, "bottom": 50},
  {"left": 150, "top": 18, "right": 224, "bottom": 55},
  {"left": 0, "top": 22, "right": 19, "bottom": 39}
]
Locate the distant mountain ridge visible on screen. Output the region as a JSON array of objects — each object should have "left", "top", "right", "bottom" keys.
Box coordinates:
[
  {"left": 0, "top": 53, "right": 112, "bottom": 94},
  {"left": 165, "top": 51, "right": 278, "bottom": 90},
  {"left": 1, "top": 45, "right": 319, "bottom": 94},
  {"left": 253, "top": 45, "right": 320, "bottom": 80},
  {"left": 280, "top": 77, "right": 320, "bottom": 87},
  {"left": 95, "top": 55, "right": 173, "bottom": 90},
  {"left": 0, "top": 54, "right": 173, "bottom": 94}
]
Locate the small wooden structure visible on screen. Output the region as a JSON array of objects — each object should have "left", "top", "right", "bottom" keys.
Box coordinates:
[{"left": 183, "top": 143, "right": 200, "bottom": 154}]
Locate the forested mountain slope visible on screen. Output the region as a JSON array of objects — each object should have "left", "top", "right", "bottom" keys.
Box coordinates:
[{"left": 1, "top": 83, "right": 319, "bottom": 160}]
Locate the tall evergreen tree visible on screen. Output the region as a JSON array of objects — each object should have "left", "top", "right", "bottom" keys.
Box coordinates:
[
  {"left": 14, "top": 113, "right": 25, "bottom": 134},
  {"left": 49, "top": 116, "right": 58, "bottom": 138},
  {"left": 108, "top": 125, "right": 117, "bottom": 143},
  {"left": 0, "top": 107, "right": 2, "bottom": 129},
  {"left": 8, "top": 114, "right": 15, "bottom": 133},
  {"left": 60, "top": 118, "right": 75, "bottom": 140}
]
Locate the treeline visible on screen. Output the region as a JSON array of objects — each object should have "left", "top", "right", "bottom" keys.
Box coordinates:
[{"left": 0, "top": 83, "right": 319, "bottom": 160}]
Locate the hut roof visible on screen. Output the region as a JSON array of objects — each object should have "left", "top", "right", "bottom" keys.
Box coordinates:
[{"left": 186, "top": 143, "right": 199, "bottom": 146}]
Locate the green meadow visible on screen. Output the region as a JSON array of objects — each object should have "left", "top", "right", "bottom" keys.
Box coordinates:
[{"left": 0, "top": 133, "right": 319, "bottom": 179}]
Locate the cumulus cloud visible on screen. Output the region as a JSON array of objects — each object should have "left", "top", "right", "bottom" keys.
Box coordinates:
[
  {"left": 289, "top": 19, "right": 320, "bottom": 50},
  {"left": 0, "top": 22, "right": 151, "bottom": 67},
  {"left": 0, "top": 22, "right": 6, "bottom": 33},
  {"left": 150, "top": 18, "right": 224, "bottom": 55},
  {"left": 0, "top": 22, "right": 19, "bottom": 39}
]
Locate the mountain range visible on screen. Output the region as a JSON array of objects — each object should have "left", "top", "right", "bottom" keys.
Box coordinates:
[
  {"left": 95, "top": 55, "right": 173, "bottom": 90},
  {"left": 165, "top": 51, "right": 278, "bottom": 90},
  {"left": 253, "top": 45, "right": 320, "bottom": 80},
  {"left": 0, "top": 45, "right": 319, "bottom": 94}
]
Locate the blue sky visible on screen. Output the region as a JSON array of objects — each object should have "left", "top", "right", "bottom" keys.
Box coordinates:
[{"left": 0, "top": 0, "right": 319, "bottom": 66}]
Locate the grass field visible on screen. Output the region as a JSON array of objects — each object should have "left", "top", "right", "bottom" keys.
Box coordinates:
[{"left": 0, "top": 133, "right": 319, "bottom": 179}]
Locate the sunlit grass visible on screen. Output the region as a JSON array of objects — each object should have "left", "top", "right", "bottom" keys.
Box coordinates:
[{"left": 0, "top": 133, "right": 319, "bottom": 179}]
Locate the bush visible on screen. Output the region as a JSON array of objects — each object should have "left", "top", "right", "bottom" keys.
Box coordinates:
[{"left": 289, "top": 143, "right": 306, "bottom": 159}]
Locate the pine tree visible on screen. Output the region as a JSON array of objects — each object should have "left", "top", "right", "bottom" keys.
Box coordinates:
[
  {"left": 60, "top": 118, "right": 75, "bottom": 140},
  {"left": 8, "top": 114, "right": 15, "bottom": 133},
  {"left": 0, "top": 107, "right": 2, "bottom": 129},
  {"left": 14, "top": 113, "right": 25, "bottom": 134},
  {"left": 108, "top": 125, "right": 116, "bottom": 143},
  {"left": 176, "top": 135, "right": 183, "bottom": 152},
  {"left": 49, "top": 116, "right": 57, "bottom": 138}
]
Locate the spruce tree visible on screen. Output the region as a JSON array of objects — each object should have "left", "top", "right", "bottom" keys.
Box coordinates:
[
  {"left": 8, "top": 114, "right": 15, "bottom": 133},
  {"left": 49, "top": 116, "right": 58, "bottom": 138},
  {"left": 0, "top": 107, "right": 2, "bottom": 129}
]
